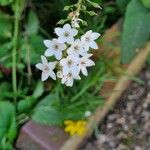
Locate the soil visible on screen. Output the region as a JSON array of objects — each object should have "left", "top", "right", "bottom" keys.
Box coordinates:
[{"left": 80, "top": 67, "right": 150, "bottom": 150}]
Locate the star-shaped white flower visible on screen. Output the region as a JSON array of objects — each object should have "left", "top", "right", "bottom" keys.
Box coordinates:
[
  {"left": 44, "top": 39, "right": 66, "bottom": 60},
  {"left": 67, "top": 39, "right": 87, "bottom": 56},
  {"left": 61, "top": 72, "right": 81, "bottom": 87},
  {"left": 55, "top": 24, "right": 78, "bottom": 44},
  {"left": 78, "top": 54, "right": 95, "bottom": 76},
  {"left": 35, "top": 56, "right": 56, "bottom": 81},
  {"left": 60, "top": 55, "right": 80, "bottom": 76},
  {"left": 81, "top": 30, "right": 100, "bottom": 51}
]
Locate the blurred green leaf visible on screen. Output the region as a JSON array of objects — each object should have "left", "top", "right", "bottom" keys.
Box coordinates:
[
  {"left": 21, "top": 35, "right": 45, "bottom": 64},
  {"left": 121, "top": 0, "right": 150, "bottom": 63},
  {"left": 0, "top": 0, "right": 13, "bottom": 6},
  {"left": 26, "top": 10, "right": 39, "bottom": 35},
  {"left": 0, "top": 102, "right": 17, "bottom": 148},
  {"left": 0, "top": 13, "right": 12, "bottom": 40},
  {"left": 117, "top": 0, "right": 131, "bottom": 13},
  {"left": 33, "top": 81, "right": 44, "bottom": 99},
  {"left": 141, "top": 0, "right": 150, "bottom": 8}
]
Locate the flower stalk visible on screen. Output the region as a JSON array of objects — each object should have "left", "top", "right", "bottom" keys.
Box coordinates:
[{"left": 12, "top": 0, "right": 24, "bottom": 110}]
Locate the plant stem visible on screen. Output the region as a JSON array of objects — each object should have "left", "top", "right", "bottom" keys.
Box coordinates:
[
  {"left": 12, "top": 0, "right": 20, "bottom": 110},
  {"left": 76, "top": 0, "right": 84, "bottom": 16}
]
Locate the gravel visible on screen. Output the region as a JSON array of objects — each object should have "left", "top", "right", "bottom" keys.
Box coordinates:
[{"left": 80, "top": 68, "right": 150, "bottom": 150}]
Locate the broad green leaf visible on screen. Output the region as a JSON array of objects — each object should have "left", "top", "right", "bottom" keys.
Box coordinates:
[
  {"left": 32, "top": 94, "right": 63, "bottom": 126},
  {"left": 121, "top": 0, "right": 150, "bottom": 63},
  {"left": 0, "top": 102, "right": 17, "bottom": 148},
  {"left": 0, "top": 0, "right": 13, "bottom": 6},
  {"left": 26, "top": 10, "right": 39, "bottom": 35}
]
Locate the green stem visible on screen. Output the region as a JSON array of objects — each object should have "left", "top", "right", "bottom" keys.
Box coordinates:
[
  {"left": 12, "top": 0, "right": 21, "bottom": 110},
  {"left": 76, "top": 0, "right": 84, "bottom": 16}
]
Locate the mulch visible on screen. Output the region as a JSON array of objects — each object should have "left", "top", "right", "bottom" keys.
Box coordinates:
[{"left": 80, "top": 67, "right": 150, "bottom": 150}]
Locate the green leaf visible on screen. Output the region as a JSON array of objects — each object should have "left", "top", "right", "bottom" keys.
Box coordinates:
[
  {"left": 116, "top": 0, "right": 131, "bottom": 13},
  {"left": 17, "top": 97, "right": 36, "bottom": 113},
  {"left": 26, "top": 11, "right": 39, "bottom": 35},
  {"left": 32, "top": 81, "right": 44, "bottom": 99},
  {"left": 32, "top": 94, "right": 62, "bottom": 126},
  {"left": 21, "top": 35, "right": 45, "bottom": 64},
  {"left": 0, "top": 102, "right": 17, "bottom": 148},
  {"left": 87, "top": 11, "right": 97, "bottom": 16},
  {"left": 0, "top": 0, "right": 13, "bottom": 6},
  {"left": 121, "top": 0, "right": 150, "bottom": 63},
  {"left": 141, "top": 0, "right": 150, "bottom": 8},
  {"left": 57, "top": 19, "right": 68, "bottom": 25},
  {"left": 0, "top": 13, "right": 12, "bottom": 40},
  {"left": 86, "top": 0, "right": 101, "bottom": 9}
]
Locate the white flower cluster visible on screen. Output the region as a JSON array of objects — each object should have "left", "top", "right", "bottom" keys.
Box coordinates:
[{"left": 36, "top": 24, "right": 100, "bottom": 87}]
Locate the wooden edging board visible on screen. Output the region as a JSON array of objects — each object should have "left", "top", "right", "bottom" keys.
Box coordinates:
[{"left": 61, "top": 41, "right": 150, "bottom": 150}]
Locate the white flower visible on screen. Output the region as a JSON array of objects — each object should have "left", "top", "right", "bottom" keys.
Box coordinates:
[
  {"left": 35, "top": 56, "right": 56, "bottom": 81},
  {"left": 61, "top": 72, "right": 81, "bottom": 87},
  {"left": 85, "top": 111, "right": 92, "bottom": 117},
  {"left": 44, "top": 39, "right": 66, "bottom": 60},
  {"left": 67, "top": 39, "right": 87, "bottom": 56},
  {"left": 60, "top": 55, "right": 80, "bottom": 76},
  {"left": 78, "top": 54, "right": 95, "bottom": 76},
  {"left": 81, "top": 30, "right": 100, "bottom": 51},
  {"left": 71, "top": 18, "right": 82, "bottom": 28},
  {"left": 55, "top": 24, "right": 78, "bottom": 44}
]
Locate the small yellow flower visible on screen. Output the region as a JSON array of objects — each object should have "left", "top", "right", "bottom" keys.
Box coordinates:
[{"left": 64, "top": 120, "right": 87, "bottom": 136}]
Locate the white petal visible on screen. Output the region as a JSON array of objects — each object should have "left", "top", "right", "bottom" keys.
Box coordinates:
[
  {"left": 81, "top": 67, "right": 88, "bottom": 76},
  {"left": 58, "top": 37, "right": 66, "bottom": 43},
  {"left": 90, "top": 41, "right": 98, "bottom": 49},
  {"left": 60, "top": 58, "right": 67, "bottom": 66},
  {"left": 44, "top": 49, "right": 54, "bottom": 57},
  {"left": 91, "top": 32, "right": 100, "bottom": 40},
  {"left": 48, "top": 62, "right": 56, "bottom": 70},
  {"left": 71, "top": 65, "right": 80, "bottom": 76},
  {"left": 41, "top": 55, "right": 48, "bottom": 64},
  {"left": 67, "top": 37, "right": 74, "bottom": 44},
  {"left": 41, "top": 72, "right": 49, "bottom": 81},
  {"left": 84, "top": 30, "right": 92, "bottom": 37},
  {"left": 49, "top": 71, "right": 56, "bottom": 80},
  {"left": 63, "top": 67, "right": 70, "bottom": 75},
  {"left": 73, "top": 74, "right": 81, "bottom": 80},
  {"left": 63, "top": 24, "right": 71, "bottom": 30},
  {"left": 61, "top": 76, "right": 67, "bottom": 84},
  {"left": 35, "top": 63, "right": 43, "bottom": 71},
  {"left": 43, "top": 40, "right": 52, "bottom": 48},
  {"left": 86, "top": 59, "right": 95, "bottom": 67},
  {"left": 66, "top": 77, "right": 73, "bottom": 87},
  {"left": 71, "top": 28, "right": 78, "bottom": 36},
  {"left": 55, "top": 27, "right": 63, "bottom": 36},
  {"left": 59, "top": 43, "right": 66, "bottom": 50},
  {"left": 55, "top": 51, "right": 62, "bottom": 60}
]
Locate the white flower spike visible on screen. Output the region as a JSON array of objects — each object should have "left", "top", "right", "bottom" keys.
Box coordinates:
[
  {"left": 81, "top": 30, "right": 100, "bottom": 51},
  {"left": 78, "top": 54, "right": 95, "bottom": 76},
  {"left": 37, "top": 23, "right": 100, "bottom": 87},
  {"left": 55, "top": 24, "right": 78, "bottom": 44},
  {"left": 35, "top": 56, "right": 56, "bottom": 81},
  {"left": 44, "top": 39, "right": 66, "bottom": 60}
]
